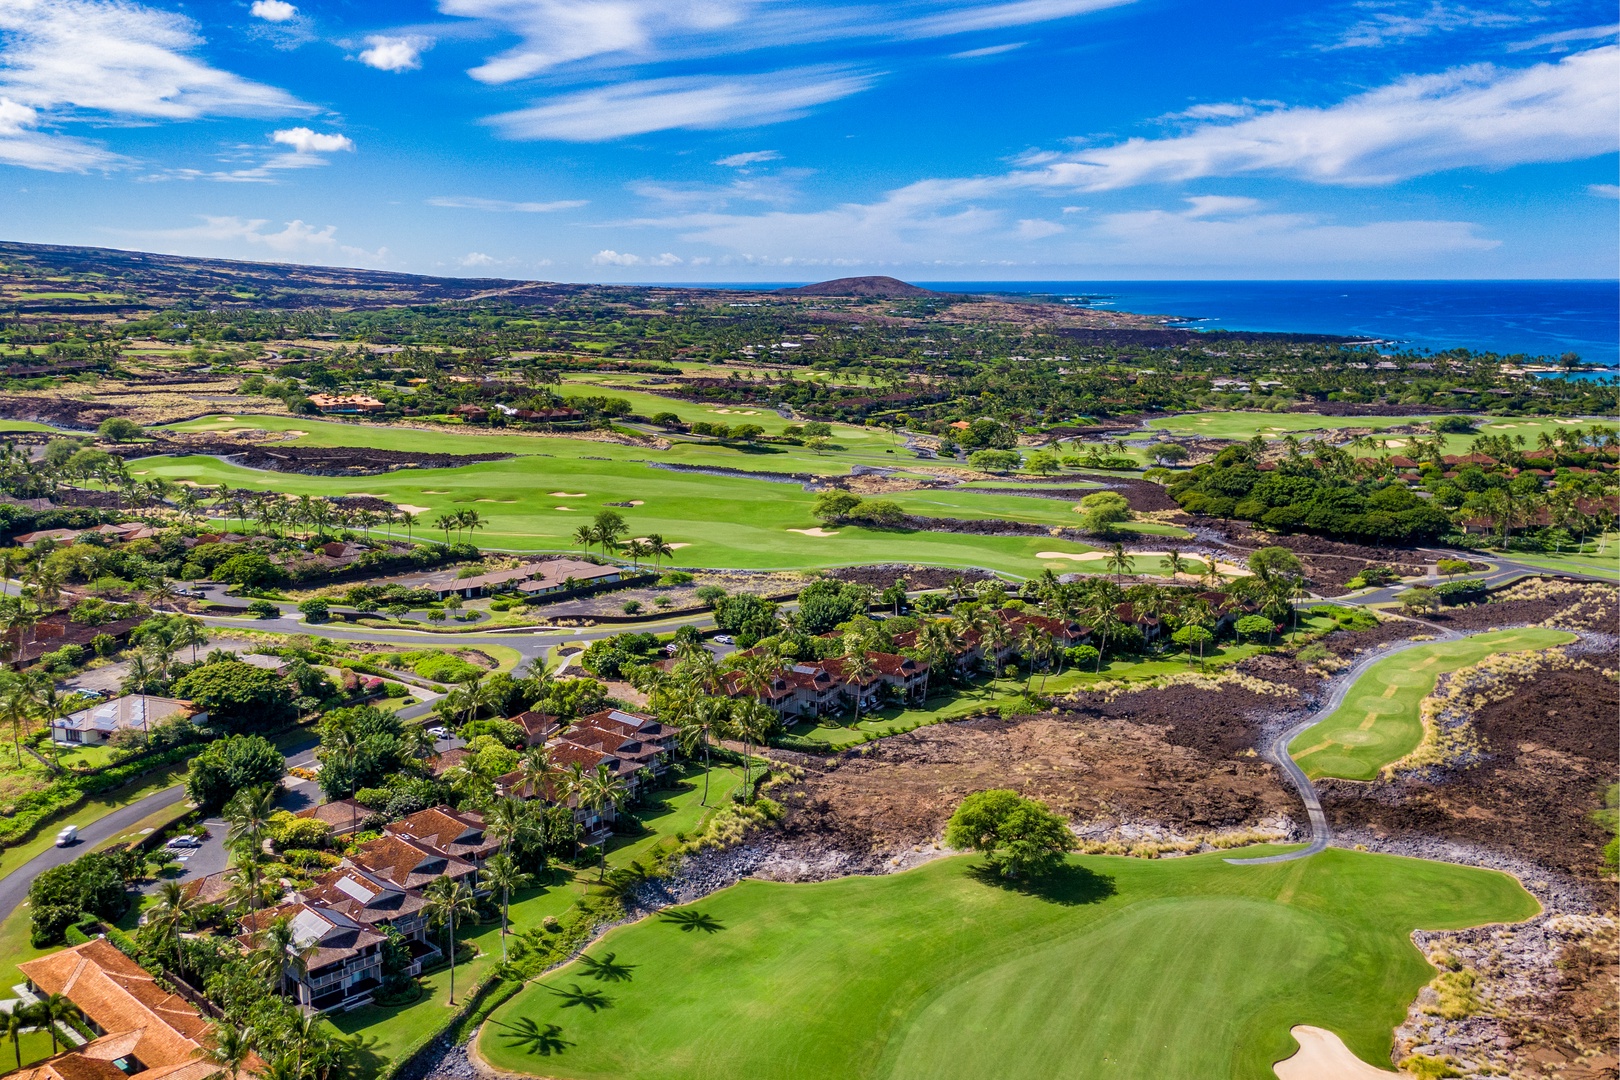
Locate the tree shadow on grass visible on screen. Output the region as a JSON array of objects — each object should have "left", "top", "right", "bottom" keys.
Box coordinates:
[
  {"left": 544, "top": 983, "right": 613, "bottom": 1012},
  {"left": 659, "top": 908, "right": 724, "bottom": 933},
  {"left": 491, "top": 1017, "right": 572, "bottom": 1057},
  {"left": 577, "top": 952, "right": 637, "bottom": 983},
  {"left": 966, "top": 863, "right": 1117, "bottom": 907}
]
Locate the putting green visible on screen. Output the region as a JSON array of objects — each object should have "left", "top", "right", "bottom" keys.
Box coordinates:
[
  {"left": 1289, "top": 629, "right": 1575, "bottom": 781},
  {"left": 478, "top": 849, "right": 1536, "bottom": 1080}
]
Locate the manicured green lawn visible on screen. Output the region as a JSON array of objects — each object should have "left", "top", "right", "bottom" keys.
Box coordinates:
[
  {"left": 1482, "top": 536, "right": 1620, "bottom": 582},
  {"left": 1148, "top": 412, "right": 1439, "bottom": 440},
  {"left": 478, "top": 848, "right": 1537, "bottom": 1080},
  {"left": 604, "top": 765, "right": 744, "bottom": 871},
  {"left": 1289, "top": 628, "right": 1576, "bottom": 780}
]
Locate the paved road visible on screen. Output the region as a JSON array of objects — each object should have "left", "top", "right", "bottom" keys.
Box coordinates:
[
  {"left": 0, "top": 740, "right": 320, "bottom": 922},
  {"left": 1225, "top": 624, "right": 1463, "bottom": 866}
]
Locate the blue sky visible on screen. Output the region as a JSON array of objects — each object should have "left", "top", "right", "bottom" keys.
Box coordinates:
[{"left": 0, "top": 0, "right": 1615, "bottom": 281}]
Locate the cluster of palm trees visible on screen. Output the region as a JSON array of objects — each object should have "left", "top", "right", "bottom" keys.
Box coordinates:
[
  {"left": 628, "top": 643, "right": 776, "bottom": 802},
  {"left": 431, "top": 509, "right": 484, "bottom": 544},
  {"left": 2, "top": 990, "right": 79, "bottom": 1071},
  {"left": 203, "top": 490, "right": 419, "bottom": 545}
]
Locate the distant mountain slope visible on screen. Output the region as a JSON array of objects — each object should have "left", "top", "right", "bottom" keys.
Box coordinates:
[{"left": 778, "top": 276, "right": 936, "bottom": 298}]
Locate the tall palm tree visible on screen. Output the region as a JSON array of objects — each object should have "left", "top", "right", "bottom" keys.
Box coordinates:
[
  {"left": 838, "top": 651, "right": 877, "bottom": 723},
  {"left": 1105, "top": 542, "right": 1134, "bottom": 583},
  {"left": 478, "top": 852, "right": 530, "bottom": 962},
  {"left": 35, "top": 994, "right": 76, "bottom": 1056},
  {"left": 4, "top": 1009, "right": 25, "bottom": 1071},
  {"left": 643, "top": 534, "right": 674, "bottom": 568},
  {"left": 148, "top": 879, "right": 202, "bottom": 983},
  {"left": 1164, "top": 549, "right": 1187, "bottom": 579},
  {"left": 423, "top": 876, "right": 477, "bottom": 1005},
  {"left": 676, "top": 694, "right": 729, "bottom": 805},
  {"left": 728, "top": 699, "right": 774, "bottom": 804},
  {"left": 574, "top": 763, "right": 629, "bottom": 882},
  {"left": 0, "top": 679, "right": 33, "bottom": 768}
]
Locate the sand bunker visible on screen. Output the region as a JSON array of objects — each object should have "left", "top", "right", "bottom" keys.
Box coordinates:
[
  {"left": 1273, "top": 1026, "right": 1395, "bottom": 1080},
  {"left": 789, "top": 527, "right": 840, "bottom": 537},
  {"left": 550, "top": 492, "right": 587, "bottom": 498},
  {"left": 555, "top": 506, "right": 577, "bottom": 511},
  {"left": 1036, "top": 550, "right": 1251, "bottom": 576},
  {"left": 714, "top": 409, "right": 759, "bottom": 415},
  {"left": 1382, "top": 439, "right": 1406, "bottom": 447},
  {"left": 632, "top": 537, "right": 689, "bottom": 549},
  {"left": 1037, "top": 550, "right": 1107, "bottom": 561},
  {"left": 1552, "top": 418, "right": 1583, "bottom": 425},
  {"left": 395, "top": 504, "right": 432, "bottom": 515},
  {"left": 627, "top": 500, "right": 644, "bottom": 506},
  {"left": 422, "top": 490, "right": 450, "bottom": 494},
  {"left": 283, "top": 430, "right": 308, "bottom": 438}
]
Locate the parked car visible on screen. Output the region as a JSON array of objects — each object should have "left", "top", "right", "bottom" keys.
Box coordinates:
[
  {"left": 165, "top": 835, "right": 202, "bottom": 849},
  {"left": 714, "top": 635, "right": 735, "bottom": 645},
  {"left": 54, "top": 825, "right": 77, "bottom": 847},
  {"left": 427, "top": 726, "right": 450, "bottom": 739}
]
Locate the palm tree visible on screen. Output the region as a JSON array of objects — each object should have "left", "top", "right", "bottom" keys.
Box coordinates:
[
  {"left": 728, "top": 699, "right": 774, "bottom": 804},
  {"left": 643, "top": 534, "right": 674, "bottom": 568},
  {"left": 225, "top": 786, "right": 276, "bottom": 854},
  {"left": 0, "top": 679, "right": 33, "bottom": 768},
  {"left": 574, "top": 764, "right": 629, "bottom": 881},
  {"left": 1105, "top": 542, "right": 1134, "bottom": 583},
  {"left": 572, "top": 524, "right": 599, "bottom": 553},
  {"left": 171, "top": 618, "right": 208, "bottom": 663},
  {"left": 622, "top": 539, "right": 651, "bottom": 570},
  {"left": 479, "top": 852, "right": 530, "bottom": 963},
  {"left": 916, "top": 618, "right": 955, "bottom": 694},
  {"left": 35, "top": 994, "right": 76, "bottom": 1056},
  {"left": 148, "top": 880, "right": 202, "bottom": 983},
  {"left": 423, "top": 876, "right": 477, "bottom": 1005},
  {"left": 838, "top": 650, "right": 877, "bottom": 723},
  {"left": 4, "top": 1009, "right": 25, "bottom": 1071},
  {"left": 1164, "top": 549, "right": 1187, "bottom": 579},
  {"left": 675, "top": 694, "right": 729, "bottom": 805},
  {"left": 209, "top": 1025, "right": 256, "bottom": 1080},
  {"left": 483, "top": 796, "right": 532, "bottom": 856}
]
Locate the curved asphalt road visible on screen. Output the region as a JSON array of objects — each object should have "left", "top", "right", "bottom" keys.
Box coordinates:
[{"left": 1225, "top": 625, "right": 1462, "bottom": 866}]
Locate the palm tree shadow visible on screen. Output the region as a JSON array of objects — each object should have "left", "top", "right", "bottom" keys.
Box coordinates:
[
  {"left": 577, "top": 952, "right": 637, "bottom": 983},
  {"left": 966, "top": 863, "right": 1117, "bottom": 907},
  {"left": 544, "top": 983, "right": 613, "bottom": 1012},
  {"left": 492, "top": 1016, "right": 572, "bottom": 1057},
  {"left": 659, "top": 908, "right": 724, "bottom": 933}
]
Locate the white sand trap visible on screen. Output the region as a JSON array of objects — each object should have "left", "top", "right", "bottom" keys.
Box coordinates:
[
  {"left": 1037, "top": 550, "right": 1108, "bottom": 561},
  {"left": 476, "top": 498, "right": 515, "bottom": 503},
  {"left": 550, "top": 492, "right": 587, "bottom": 498},
  {"left": 1273, "top": 1026, "right": 1395, "bottom": 1080},
  {"left": 422, "top": 490, "right": 450, "bottom": 494},
  {"left": 1037, "top": 550, "right": 1252, "bottom": 576},
  {"left": 628, "top": 500, "right": 644, "bottom": 506},
  {"left": 283, "top": 430, "right": 308, "bottom": 438},
  {"left": 1382, "top": 439, "right": 1406, "bottom": 447},
  {"left": 633, "top": 537, "right": 691, "bottom": 549},
  {"left": 395, "top": 504, "right": 432, "bottom": 515},
  {"left": 714, "top": 409, "right": 759, "bottom": 415},
  {"left": 789, "top": 527, "right": 840, "bottom": 537},
  {"left": 1552, "top": 418, "right": 1583, "bottom": 425},
  {"left": 554, "top": 506, "right": 577, "bottom": 511}
]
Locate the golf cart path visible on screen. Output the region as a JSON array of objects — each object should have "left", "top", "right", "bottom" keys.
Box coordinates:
[{"left": 1225, "top": 626, "right": 1461, "bottom": 866}]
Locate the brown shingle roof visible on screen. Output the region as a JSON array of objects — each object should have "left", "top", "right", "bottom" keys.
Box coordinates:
[
  {"left": 19, "top": 941, "right": 213, "bottom": 1071},
  {"left": 348, "top": 834, "right": 476, "bottom": 890},
  {"left": 387, "top": 806, "right": 495, "bottom": 861}
]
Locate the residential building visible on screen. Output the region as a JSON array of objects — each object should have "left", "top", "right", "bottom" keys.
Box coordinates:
[
  {"left": 307, "top": 394, "right": 385, "bottom": 415},
  {"left": 386, "top": 806, "right": 498, "bottom": 866},
  {"left": 17, "top": 940, "right": 237, "bottom": 1080},
  {"left": 51, "top": 696, "right": 204, "bottom": 746},
  {"left": 508, "top": 710, "right": 560, "bottom": 747},
  {"left": 295, "top": 867, "right": 437, "bottom": 973},
  {"left": 347, "top": 834, "right": 478, "bottom": 891},
  {"left": 294, "top": 799, "right": 370, "bottom": 837},
  {"left": 237, "top": 904, "right": 384, "bottom": 1012}
]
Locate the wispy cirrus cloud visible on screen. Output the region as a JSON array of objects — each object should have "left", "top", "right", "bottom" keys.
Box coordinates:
[
  {"left": 0, "top": 96, "right": 122, "bottom": 171},
  {"left": 436, "top": 0, "right": 1135, "bottom": 85},
  {"left": 428, "top": 195, "right": 588, "bottom": 211},
  {"left": 485, "top": 66, "right": 878, "bottom": 141},
  {"left": 1324, "top": 1, "right": 1530, "bottom": 50},
  {"left": 1506, "top": 23, "right": 1619, "bottom": 53},
  {"left": 714, "top": 150, "right": 780, "bottom": 167},
  {"left": 1013, "top": 46, "right": 1620, "bottom": 190},
  {"left": 131, "top": 216, "right": 388, "bottom": 265}
]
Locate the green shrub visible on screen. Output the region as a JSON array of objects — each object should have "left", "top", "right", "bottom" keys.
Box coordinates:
[{"left": 410, "top": 652, "right": 482, "bottom": 683}]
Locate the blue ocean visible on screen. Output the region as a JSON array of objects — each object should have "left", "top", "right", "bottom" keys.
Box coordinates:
[{"left": 694, "top": 279, "right": 1619, "bottom": 372}]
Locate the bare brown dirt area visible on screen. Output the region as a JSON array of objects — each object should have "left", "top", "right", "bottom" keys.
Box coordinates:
[{"left": 771, "top": 708, "right": 1298, "bottom": 869}]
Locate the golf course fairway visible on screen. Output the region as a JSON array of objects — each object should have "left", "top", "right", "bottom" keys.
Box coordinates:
[
  {"left": 478, "top": 849, "right": 1537, "bottom": 1080},
  {"left": 1289, "top": 628, "right": 1575, "bottom": 781}
]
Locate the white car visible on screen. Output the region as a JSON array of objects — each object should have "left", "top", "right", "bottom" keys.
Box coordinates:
[
  {"left": 713, "top": 635, "right": 735, "bottom": 645},
  {"left": 165, "top": 835, "right": 202, "bottom": 849},
  {"left": 54, "top": 825, "right": 78, "bottom": 847},
  {"left": 427, "top": 726, "right": 450, "bottom": 739}
]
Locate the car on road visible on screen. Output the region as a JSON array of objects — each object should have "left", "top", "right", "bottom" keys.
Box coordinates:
[
  {"left": 165, "top": 835, "right": 202, "bottom": 849},
  {"left": 714, "top": 635, "right": 735, "bottom": 645},
  {"left": 427, "top": 726, "right": 450, "bottom": 739},
  {"left": 54, "top": 825, "right": 77, "bottom": 847}
]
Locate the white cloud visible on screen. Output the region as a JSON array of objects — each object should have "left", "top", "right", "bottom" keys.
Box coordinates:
[
  {"left": 591, "top": 249, "right": 682, "bottom": 266},
  {"left": 428, "top": 195, "right": 587, "bottom": 211},
  {"left": 1507, "top": 24, "right": 1619, "bottom": 53},
  {"left": 1589, "top": 183, "right": 1620, "bottom": 199},
  {"left": 0, "top": 94, "right": 120, "bottom": 171},
  {"left": 135, "top": 215, "right": 388, "bottom": 264},
  {"left": 714, "top": 150, "right": 780, "bottom": 167},
  {"left": 272, "top": 127, "right": 354, "bottom": 154},
  {"left": 358, "top": 35, "right": 432, "bottom": 72},
  {"left": 948, "top": 42, "right": 1025, "bottom": 59},
  {"left": 439, "top": 0, "right": 1135, "bottom": 84},
  {"left": 249, "top": 1, "right": 298, "bottom": 23},
  {"left": 1327, "top": 2, "right": 1528, "bottom": 50},
  {"left": 0, "top": 0, "right": 308, "bottom": 120},
  {"left": 1182, "top": 194, "right": 1262, "bottom": 216},
  {"left": 485, "top": 66, "right": 877, "bottom": 141},
  {"left": 1165, "top": 102, "right": 1257, "bottom": 120},
  {"left": 1015, "top": 217, "right": 1064, "bottom": 239},
  {"left": 459, "top": 252, "right": 496, "bottom": 266},
  {"left": 1017, "top": 47, "right": 1620, "bottom": 190}
]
